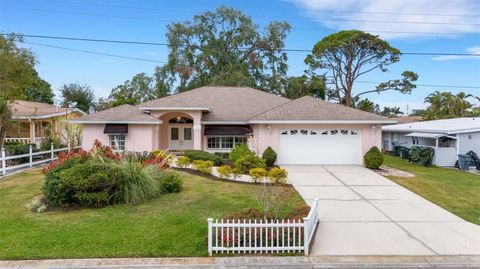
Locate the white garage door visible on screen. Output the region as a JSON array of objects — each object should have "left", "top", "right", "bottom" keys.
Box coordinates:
[{"left": 277, "top": 129, "right": 362, "bottom": 165}]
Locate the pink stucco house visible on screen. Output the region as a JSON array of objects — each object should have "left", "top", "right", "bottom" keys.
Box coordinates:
[{"left": 72, "top": 86, "right": 395, "bottom": 165}]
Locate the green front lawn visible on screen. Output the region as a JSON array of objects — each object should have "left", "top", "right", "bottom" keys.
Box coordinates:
[
  {"left": 383, "top": 155, "right": 480, "bottom": 225},
  {"left": 0, "top": 169, "right": 304, "bottom": 259}
]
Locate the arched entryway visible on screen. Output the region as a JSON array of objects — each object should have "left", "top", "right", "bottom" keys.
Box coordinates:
[{"left": 158, "top": 112, "right": 195, "bottom": 150}]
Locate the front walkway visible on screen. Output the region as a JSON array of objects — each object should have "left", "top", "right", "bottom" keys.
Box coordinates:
[{"left": 286, "top": 165, "right": 480, "bottom": 256}]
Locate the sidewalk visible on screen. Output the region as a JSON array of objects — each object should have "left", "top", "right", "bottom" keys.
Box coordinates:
[{"left": 1, "top": 256, "right": 480, "bottom": 269}]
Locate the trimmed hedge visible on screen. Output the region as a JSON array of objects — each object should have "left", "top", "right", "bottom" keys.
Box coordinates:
[
  {"left": 262, "top": 146, "right": 277, "bottom": 166},
  {"left": 184, "top": 150, "right": 223, "bottom": 166},
  {"left": 363, "top": 146, "right": 384, "bottom": 169}
]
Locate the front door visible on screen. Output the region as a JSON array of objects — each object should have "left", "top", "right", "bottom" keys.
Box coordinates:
[{"left": 169, "top": 125, "right": 193, "bottom": 150}]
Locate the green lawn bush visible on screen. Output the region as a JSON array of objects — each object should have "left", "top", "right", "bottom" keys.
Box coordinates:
[
  {"left": 229, "top": 144, "right": 252, "bottom": 163},
  {"left": 184, "top": 150, "right": 222, "bottom": 166},
  {"left": 262, "top": 146, "right": 277, "bottom": 166},
  {"left": 364, "top": 146, "right": 384, "bottom": 169},
  {"left": 159, "top": 172, "right": 183, "bottom": 193},
  {"left": 175, "top": 156, "right": 191, "bottom": 168},
  {"left": 234, "top": 154, "right": 266, "bottom": 174}
]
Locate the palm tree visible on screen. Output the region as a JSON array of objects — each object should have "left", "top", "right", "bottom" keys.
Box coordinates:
[{"left": 454, "top": 92, "right": 473, "bottom": 117}]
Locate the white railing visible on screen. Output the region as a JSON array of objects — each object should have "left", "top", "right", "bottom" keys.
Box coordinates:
[
  {"left": 207, "top": 198, "right": 319, "bottom": 256},
  {"left": 1, "top": 144, "right": 79, "bottom": 176},
  {"left": 4, "top": 137, "right": 46, "bottom": 146}
]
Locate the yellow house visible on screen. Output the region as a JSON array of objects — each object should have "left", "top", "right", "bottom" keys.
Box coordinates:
[{"left": 6, "top": 100, "right": 86, "bottom": 146}]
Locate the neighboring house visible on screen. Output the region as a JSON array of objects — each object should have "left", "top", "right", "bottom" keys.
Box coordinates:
[
  {"left": 6, "top": 100, "right": 85, "bottom": 146},
  {"left": 382, "top": 117, "right": 480, "bottom": 167},
  {"left": 71, "top": 86, "right": 395, "bottom": 165}
]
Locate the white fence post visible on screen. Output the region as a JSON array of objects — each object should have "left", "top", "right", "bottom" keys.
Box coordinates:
[
  {"left": 1, "top": 148, "right": 5, "bottom": 175},
  {"left": 28, "top": 145, "right": 33, "bottom": 168},
  {"left": 50, "top": 143, "right": 54, "bottom": 161},
  {"left": 207, "top": 218, "right": 213, "bottom": 256},
  {"left": 303, "top": 215, "right": 309, "bottom": 256}
]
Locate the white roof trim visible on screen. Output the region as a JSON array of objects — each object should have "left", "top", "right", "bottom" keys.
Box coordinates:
[
  {"left": 69, "top": 120, "right": 163, "bottom": 125},
  {"left": 383, "top": 127, "right": 480, "bottom": 135},
  {"left": 405, "top": 132, "right": 457, "bottom": 139},
  {"left": 248, "top": 120, "right": 397, "bottom": 124},
  {"left": 201, "top": 121, "right": 248, "bottom": 125},
  {"left": 13, "top": 109, "right": 86, "bottom": 120},
  {"left": 138, "top": 106, "right": 211, "bottom": 111}
]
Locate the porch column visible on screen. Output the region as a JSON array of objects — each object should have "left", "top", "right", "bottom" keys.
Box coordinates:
[
  {"left": 30, "top": 121, "right": 36, "bottom": 144},
  {"left": 193, "top": 124, "right": 202, "bottom": 150}
]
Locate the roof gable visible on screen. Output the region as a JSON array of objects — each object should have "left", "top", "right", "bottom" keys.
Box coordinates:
[
  {"left": 251, "top": 96, "right": 394, "bottom": 122},
  {"left": 71, "top": 104, "right": 161, "bottom": 124}
]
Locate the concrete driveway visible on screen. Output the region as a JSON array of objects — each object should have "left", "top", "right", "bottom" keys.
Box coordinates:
[{"left": 286, "top": 165, "right": 480, "bottom": 256}]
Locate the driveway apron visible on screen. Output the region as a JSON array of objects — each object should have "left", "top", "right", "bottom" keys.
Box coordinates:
[{"left": 286, "top": 165, "right": 480, "bottom": 256}]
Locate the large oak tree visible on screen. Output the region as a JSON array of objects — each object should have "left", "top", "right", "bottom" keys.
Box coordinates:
[
  {"left": 165, "top": 6, "right": 291, "bottom": 94},
  {"left": 305, "top": 30, "right": 418, "bottom": 107}
]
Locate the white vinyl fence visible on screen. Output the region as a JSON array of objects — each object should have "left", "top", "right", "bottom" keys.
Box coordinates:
[
  {"left": 207, "top": 198, "right": 319, "bottom": 256},
  {"left": 1, "top": 144, "right": 79, "bottom": 176}
]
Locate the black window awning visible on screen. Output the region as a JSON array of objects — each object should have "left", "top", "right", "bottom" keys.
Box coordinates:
[
  {"left": 104, "top": 124, "right": 128, "bottom": 134},
  {"left": 204, "top": 125, "right": 251, "bottom": 136}
]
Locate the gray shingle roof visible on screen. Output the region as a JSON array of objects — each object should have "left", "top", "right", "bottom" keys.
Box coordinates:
[
  {"left": 71, "top": 104, "right": 161, "bottom": 124},
  {"left": 251, "top": 96, "right": 394, "bottom": 122},
  {"left": 140, "top": 86, "right": 291, "bottom": 122}
]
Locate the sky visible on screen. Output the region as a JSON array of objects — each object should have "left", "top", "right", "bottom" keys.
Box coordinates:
[{"left": 0, "top": 0, "right": 479, "bottom": 113}]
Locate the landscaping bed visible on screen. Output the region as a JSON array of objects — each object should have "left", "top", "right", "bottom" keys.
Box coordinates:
[
  {"left": 383, "top": 155, "right": 480, "bottom": 225},
  {"left": 0, "top": 168, "right": 305, "bottom": 259}
]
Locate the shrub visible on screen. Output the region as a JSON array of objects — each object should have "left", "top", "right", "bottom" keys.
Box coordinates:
[
  {"left": 267, "top": 167, "right": 288, "bottom": 185},
  {"left": 229, "top": 144, "right": 253, "bottom": 163},
  {"left": 42, "top": 148, "right": 89, "bottom": 174},
  {"left": 214, "top": 152, "right": 230, "bottom": 159},
  {"left": 262, "top": 147, "right": 277, "bottom": 166},
  {"left": 234, "top": 154, "right": 266, "bottom": 174},
  {"left": 184, "top": 150, "right": 222, "bottom": 166},
  {"left": 175, "top": 156, "right": 191, "bottom": 168},
  {"left": 43, "top": 160, "right": 123, "bottom": 206},
  {"left": 160, "top": 172, "right": 183, "bottom": 193},
  {"left": 408, "top": 146, "right": 435, "bottom": 167},
  {"left": 217, "top": 165, "right": 233, "bottom": 179},
  {"left": 26, "top": 198, "right": 48, "bottom": 213},
  {"left": 192, "top": 160, "right": 214, "bottom": 174},
  {"left": 222, "top": 208, "right": 266, "bottom": 220},
  {"left": 249, "top": 167, "right": 267, "bottom": 183},
  {"left": 40, "top": 137, "right": 65, "bottom": 151},
  {"left": 4, "top": 143, "right": 40, "bottom": 164},
  {"left": 363, "top": 146, "right": 384, "bottom": 169}
]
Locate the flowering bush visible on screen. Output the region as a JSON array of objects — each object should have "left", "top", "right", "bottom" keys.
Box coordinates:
[{"left": 42, "top": 148, "right": 89, "bottom": 174}]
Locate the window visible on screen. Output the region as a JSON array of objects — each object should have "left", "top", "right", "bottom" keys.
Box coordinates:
[
  {"left": 280, "top": 130, "right": 288, "bottom": 135},
  {"left": 330, "top": 130, "right": 338, "bottom": 135},
  {"left": 341, "top": 130, "right": 348, "bottom": 135},
  {"left": 310, "top": 130, "right": 318, "bottom": 135},
  {"left": 300, "top": 130, "right": 308, "bottom": 135},
  {"left": 412, "top": 137, "right": 419, "bottom": 145},
  {"left": 290, "top": 130, "right": 298, "bottom": 135},
  {"left": 350, "top": 130, "right": 358, "bottom": 135},
  {"left": 109, "top": 134, "right": 125, "bottom": 151},
  {"left": 321, "top": 130, "right": 328, "bottom": 135},
  {"left": 183, "top": 127, "right": 192, "bottom": 140},
  {"left": 171, "top": 128, "right": 179, "bottom": 140},
  {"left": 207, "top": 136, "right": 247, "bottom": 150}
]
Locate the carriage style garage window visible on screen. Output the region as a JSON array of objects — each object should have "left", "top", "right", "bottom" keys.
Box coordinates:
[
  {"left": 207, "top": 136, "right": 247, "bottom": 149},
  {"left": 109, "top": 134, "right": 126, "bottom": 150}
]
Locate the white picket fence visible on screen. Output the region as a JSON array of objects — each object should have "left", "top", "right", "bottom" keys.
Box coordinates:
[
  {"left": 1, "top": 144, "right": 78, "bottom": 176},
  {"left": 207, "top": 198, "right": 319, "bottom": 256}
]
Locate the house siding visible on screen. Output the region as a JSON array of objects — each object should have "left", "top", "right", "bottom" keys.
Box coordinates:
[
  {"left": 82, "top": 124, "right": 155, "bottom": 152},
  {"left": 458, "top": 131, "right": 480, "bottom": 154}
]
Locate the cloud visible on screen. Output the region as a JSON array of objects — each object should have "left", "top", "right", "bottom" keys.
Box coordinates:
[
  {"left": 433, "top": 46, "right": 480, "bottom": 61},
  {"left": 288, "top": 0, "right": 480, "bottom": 39}
]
